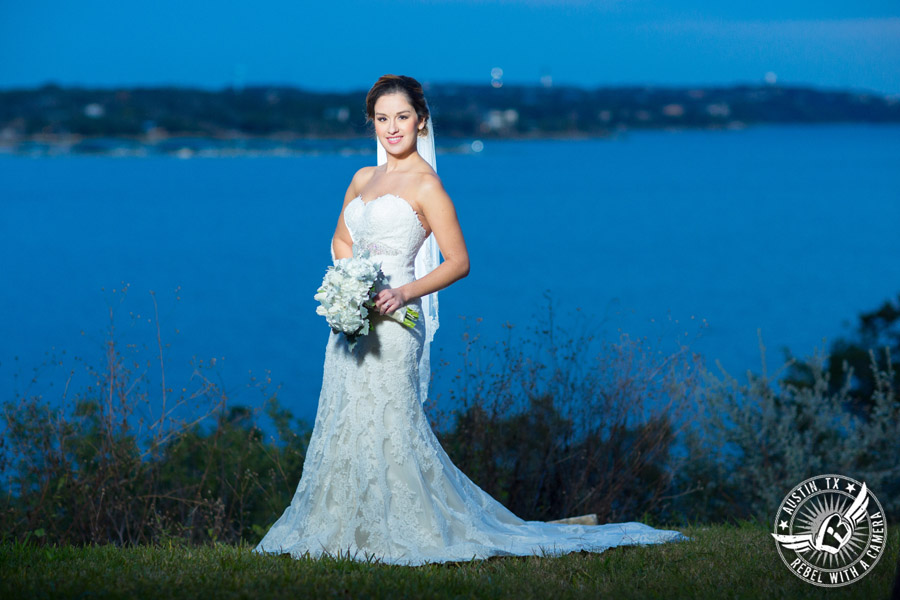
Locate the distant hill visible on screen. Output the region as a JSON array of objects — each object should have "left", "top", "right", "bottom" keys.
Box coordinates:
[{"left": 1, "top": 82, "right": 898, "bottom": 143}]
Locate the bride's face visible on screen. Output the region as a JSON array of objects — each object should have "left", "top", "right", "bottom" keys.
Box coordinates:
[{"left": 373, "top": 92, "right": 425, "bottom": 156}]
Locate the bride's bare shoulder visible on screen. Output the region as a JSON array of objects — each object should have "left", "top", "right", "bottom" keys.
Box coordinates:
[
  {"left": 349, "top": 166, "right": 377, "bottom": 194},
  {"left": 414, "top": 171, "right": 449, "bottom": 206},
  {"left": 354, "top": 165, "right": 377, "bottom": 178}
]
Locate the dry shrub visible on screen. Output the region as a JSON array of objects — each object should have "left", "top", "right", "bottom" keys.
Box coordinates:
[
  {"left": 428, "top": 308, "right": 705, "bottom": 524},
  {"left": 682, "top": 331, "right": 900, "bottom": 523},
  {"left": 0, "top": 287, "right": 310, "bottom": 546}
]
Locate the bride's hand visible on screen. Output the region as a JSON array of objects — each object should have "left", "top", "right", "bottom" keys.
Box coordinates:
[{"left": 374, "top": 287, "right": 407, "bottom": 315}]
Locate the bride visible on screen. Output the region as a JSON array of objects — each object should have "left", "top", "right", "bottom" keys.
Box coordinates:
[{"left": 253, "top": 74, "right": 687, "bottom": 566}]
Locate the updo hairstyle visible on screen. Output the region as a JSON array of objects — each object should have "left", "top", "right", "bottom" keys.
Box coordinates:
[{"left": 365, "top": 74, "right": 430, "bottom": 137}]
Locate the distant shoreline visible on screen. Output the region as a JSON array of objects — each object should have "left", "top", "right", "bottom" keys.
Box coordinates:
[
  {"left": 2, "top": 122, "right": 896, "bottom": 159},
  {"left": 2, "top": 82, "right": 898, "bottom": 157}
]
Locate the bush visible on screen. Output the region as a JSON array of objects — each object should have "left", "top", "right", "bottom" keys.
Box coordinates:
[
  {"left": 428, "top": 311, "right": 706, "bottom": 523},
  {"left": 784, "top": 293, "right": 900, "bottom": 413},
  {"left": 679, "top": 331, "right": 899, "bottom": 523},
  {"left": 0, "top": 289, "right": 310, "bottom": 546}
]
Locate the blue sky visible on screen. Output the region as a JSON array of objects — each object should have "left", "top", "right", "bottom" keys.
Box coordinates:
[{"left": 1, "top": 0, "right": 898, "bottom": 93}]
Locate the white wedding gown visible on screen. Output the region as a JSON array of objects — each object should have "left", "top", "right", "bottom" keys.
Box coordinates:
[{"left": 253, "top": 193, "right": 687, "bottom": 566}]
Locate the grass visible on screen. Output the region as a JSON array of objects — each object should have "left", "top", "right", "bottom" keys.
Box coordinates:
[{"left": 1, "top": 523, "right": 897, "bottom": 599}]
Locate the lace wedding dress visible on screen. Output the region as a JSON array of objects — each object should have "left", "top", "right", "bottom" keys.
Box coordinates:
[{"left": 253, "top": 193, "right": 687, "bottom": 566}]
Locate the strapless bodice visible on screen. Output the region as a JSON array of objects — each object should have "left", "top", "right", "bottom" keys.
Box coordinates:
[{"left": 343, "top": 194, "right": 427, "bottom": 287}]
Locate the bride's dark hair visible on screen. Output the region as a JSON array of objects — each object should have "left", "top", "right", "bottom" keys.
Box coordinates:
[{"left": 365, "top": 74, "right": 430, "bottom": 137}]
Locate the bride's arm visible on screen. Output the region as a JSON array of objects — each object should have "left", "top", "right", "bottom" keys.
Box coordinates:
[
  {"left": 332, "top": 167, "right": 373, "bottom": 260},
  {"left": 374, "top": 175, "right": 469, "bottom": 315}
]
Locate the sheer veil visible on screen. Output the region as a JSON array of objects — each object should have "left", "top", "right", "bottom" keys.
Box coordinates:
[{"left": 376, "top": 113, "right": 441, "bottom": 404}]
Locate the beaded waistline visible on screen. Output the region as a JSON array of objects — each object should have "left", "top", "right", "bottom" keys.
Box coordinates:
[{"left": 360, "top": 240, "right": 403, "bottom": 257}]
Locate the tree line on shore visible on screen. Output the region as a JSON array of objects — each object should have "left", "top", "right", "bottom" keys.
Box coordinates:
[{"left": 2, "top": 82, "right": 898, "bottom": 144}]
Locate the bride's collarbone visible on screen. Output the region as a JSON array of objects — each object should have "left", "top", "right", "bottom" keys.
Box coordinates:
[
  {"left": 360, "top": 171, "right": 429, "bottom": 207},
  {"left": 357, "top": 191, "right": 428, "bottom": 227}
]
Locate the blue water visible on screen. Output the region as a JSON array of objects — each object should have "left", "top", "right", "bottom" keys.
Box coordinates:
[{"left": 2, "top": 124, "right": 899, "bottom": 422}]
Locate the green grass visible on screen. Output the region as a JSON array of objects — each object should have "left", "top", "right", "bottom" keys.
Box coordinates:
[{"left": 1, "top": 523, "right": 897, "bottom": 599}]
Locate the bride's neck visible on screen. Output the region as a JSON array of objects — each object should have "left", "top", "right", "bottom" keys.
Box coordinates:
[{"left": 382, "top": 148, "right": 421, "bottom": 172}]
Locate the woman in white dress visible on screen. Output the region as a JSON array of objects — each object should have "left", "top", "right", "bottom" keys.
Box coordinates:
[{"left": 253, "top": 75, "right": 687, "bottom": 566}]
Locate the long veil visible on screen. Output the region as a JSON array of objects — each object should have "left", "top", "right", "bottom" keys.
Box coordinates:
[{"left": 377, "top": 115, "right": 441, "bottom": 404}]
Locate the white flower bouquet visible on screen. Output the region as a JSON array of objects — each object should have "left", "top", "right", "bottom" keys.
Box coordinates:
[{"left": 314, "top": 251, "right": 419, "bottom": 349}]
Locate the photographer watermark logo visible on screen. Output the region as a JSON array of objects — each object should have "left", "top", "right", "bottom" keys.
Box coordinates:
[{"left": 772, "top": 474, "right": 886, "bottom": 587}]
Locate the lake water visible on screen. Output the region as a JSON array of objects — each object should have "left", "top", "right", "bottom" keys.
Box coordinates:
[{"left": 2, "top": 124, "right": 899, "bottom": 422}]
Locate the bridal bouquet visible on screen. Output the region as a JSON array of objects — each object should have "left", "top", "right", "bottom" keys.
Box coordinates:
[{"left": 314, "top": 251, "right": 419, "bottom": 349}]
